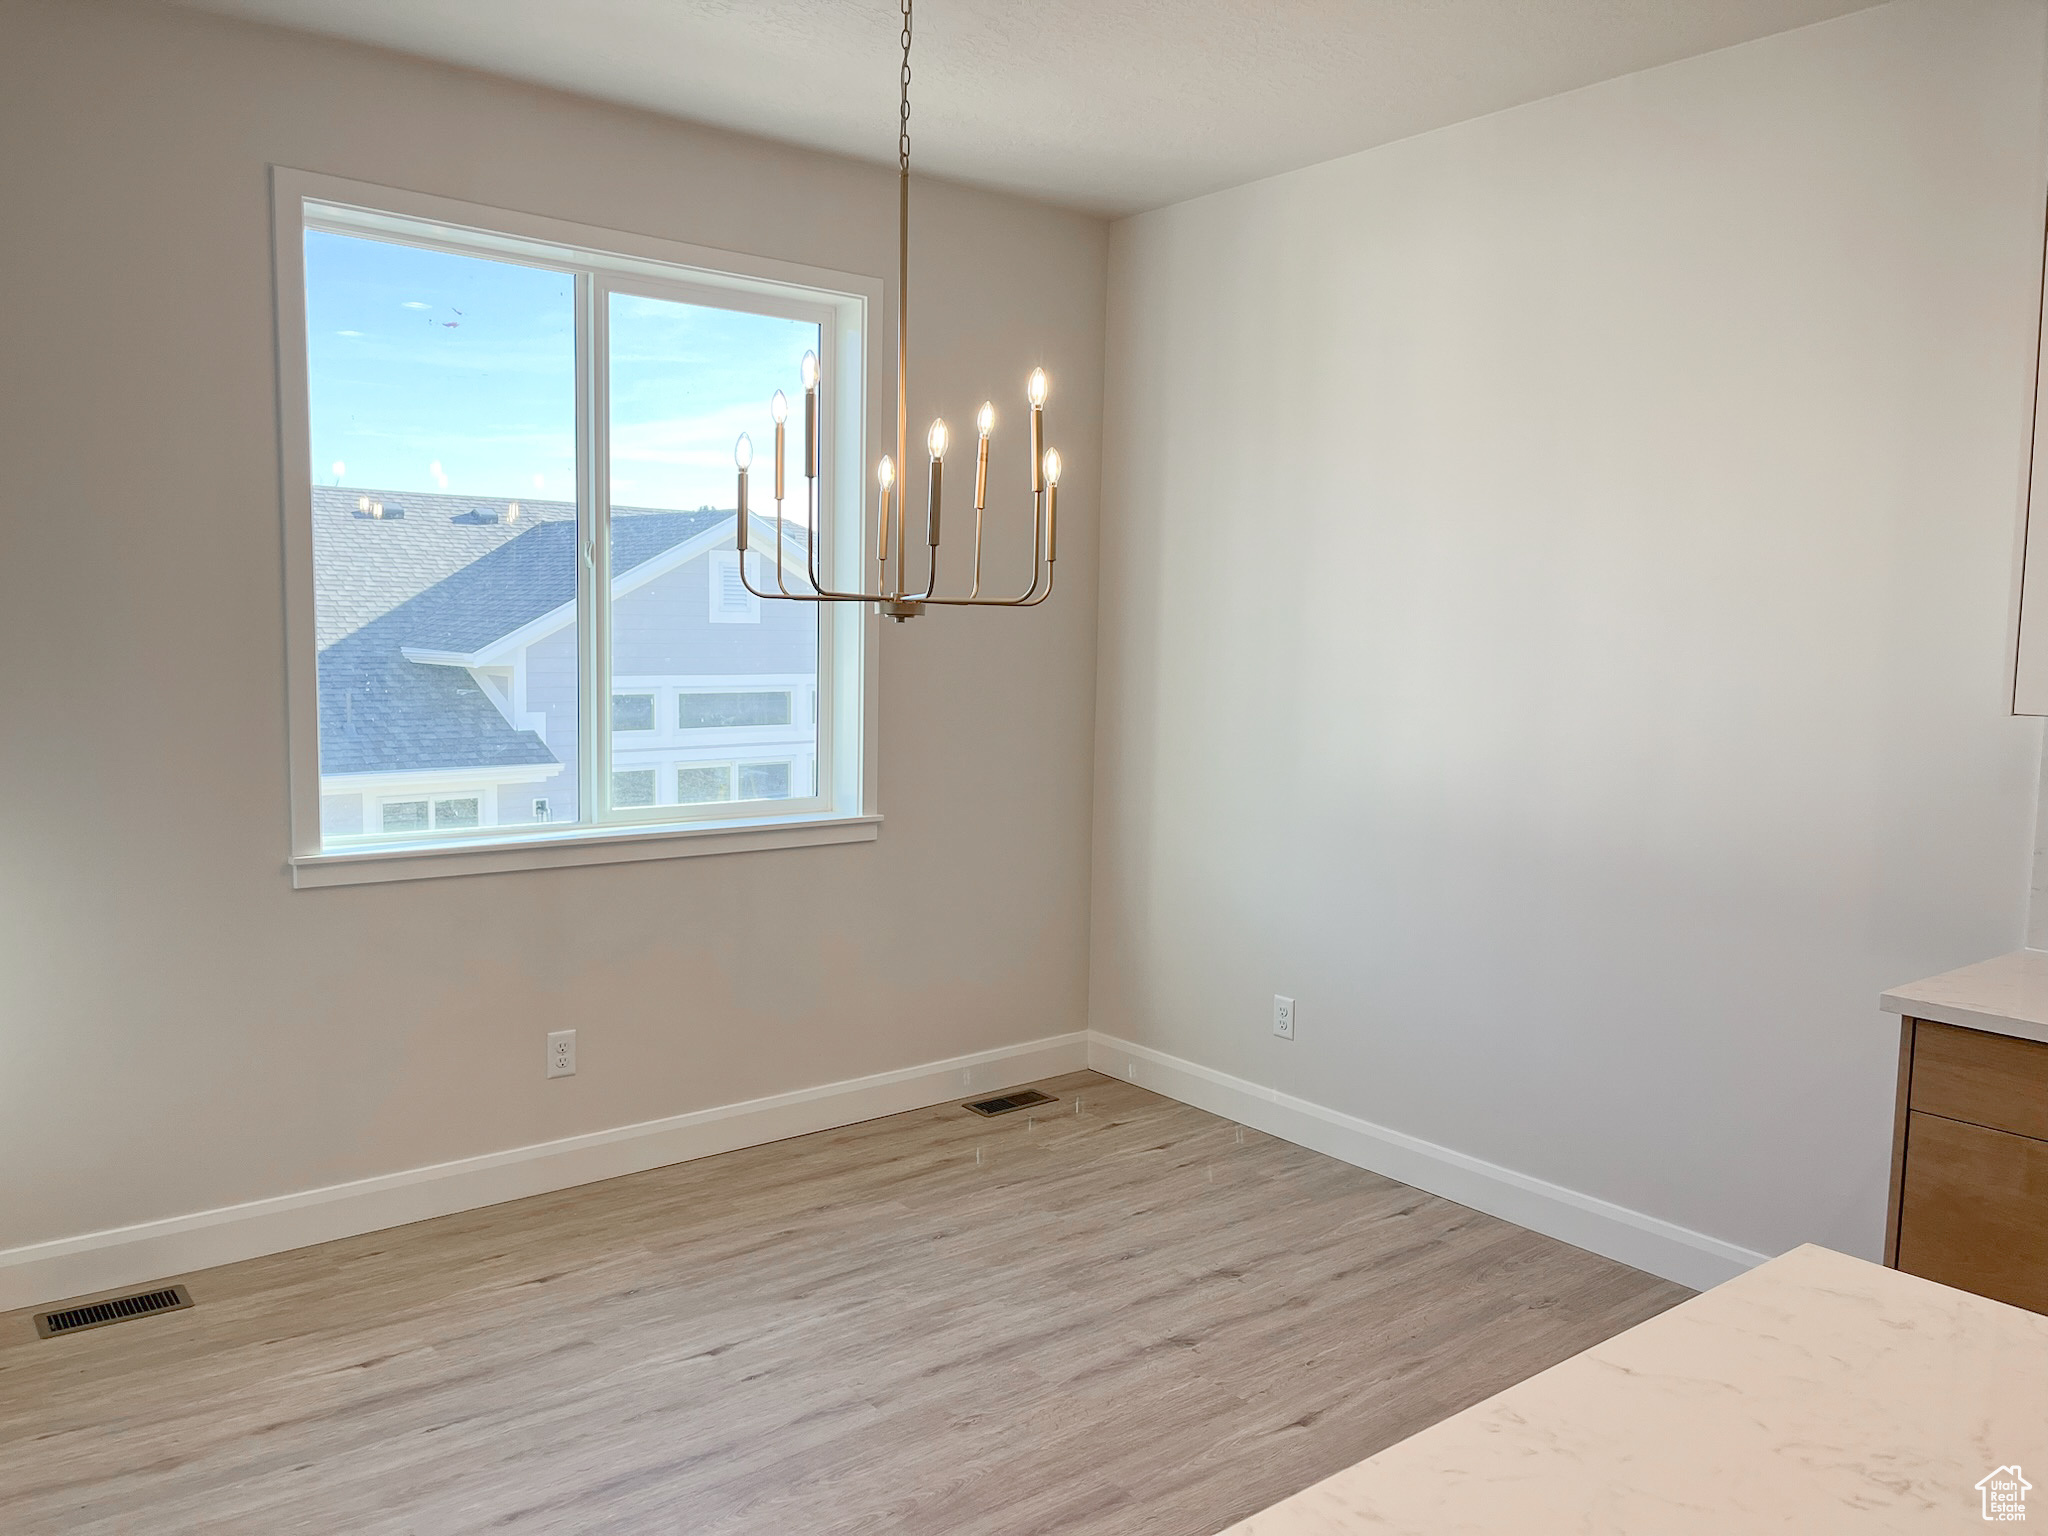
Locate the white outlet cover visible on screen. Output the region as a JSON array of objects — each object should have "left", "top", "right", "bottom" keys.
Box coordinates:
[
  {"left": 547, "top": 1029, "right": 577, "bottom": 1078},
  {"left": 1273, "top": 995, "right": 1295, "bottom": 1040}
]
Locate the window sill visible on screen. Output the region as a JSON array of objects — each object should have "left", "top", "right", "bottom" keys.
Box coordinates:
[{"left": 289, "top": 812, "right": 881, "bottom": 889}]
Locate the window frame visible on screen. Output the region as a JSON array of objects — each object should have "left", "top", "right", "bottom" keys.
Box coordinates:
[{"left": 272, "top": 169, "right": 882, "bottom": 888}]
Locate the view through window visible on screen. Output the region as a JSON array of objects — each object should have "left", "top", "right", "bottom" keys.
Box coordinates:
[{"left": 303, "top": 216, "right": 831, "bottom": 849}]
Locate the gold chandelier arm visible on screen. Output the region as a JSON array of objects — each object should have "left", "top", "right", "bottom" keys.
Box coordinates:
[
  {"left": 918, "top": 488, "right": 1049, "bottom": 606},
  {"left": 737, "top": 534, "right": 892, "bottom": 605},
  {"left": 922, "top": 561, "right": 1055, "bottom": 608},
  {"left": 802, "top": 473, "right": 874, "bottom": 601},
  {"left": 735, "top": 491, "right": 892, "bottom": 604},
  {"left": 969, "top": 500, "right": 984, "bottom": 599},
  {"left": 735, "top": 560, "right": 839, "bottom": 604},
  {"left": 915, "top": 470, "right": 940, "bottom": 601}
]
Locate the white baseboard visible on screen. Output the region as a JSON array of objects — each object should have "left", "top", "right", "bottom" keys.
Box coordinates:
[
  {"left": 0, "top": 1032, "right": 1090, "bottom": 1313},
  {"left": 1086, "top": 1033, "right": 1767, "bottom": 1292},
  {"left": 2, "top": 1027, "right": 1765, "bottom": 1312}
]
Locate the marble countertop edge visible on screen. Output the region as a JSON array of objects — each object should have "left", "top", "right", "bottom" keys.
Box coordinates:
[{"left": 1880, "top": 947, "right": 2048, "bottom": 1046}]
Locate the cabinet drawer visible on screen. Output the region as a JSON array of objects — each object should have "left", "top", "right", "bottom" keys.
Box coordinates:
[
  {"left": 1896, "top": 1111, "right": 2048, "bottom": 1315},
  {"left": 1909, "top": 1020, "right": 2048, "bottom": 1142}
]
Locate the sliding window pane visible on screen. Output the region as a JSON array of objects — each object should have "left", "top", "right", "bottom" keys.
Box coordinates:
[
  {"left": 305, "top": 229, "right": 579, "bottom": 842},
  {"left": 605, "top": 290, "right": 819, "bottom": 813}
]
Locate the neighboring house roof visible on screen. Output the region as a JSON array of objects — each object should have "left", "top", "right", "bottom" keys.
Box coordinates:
[{"left": 312, "top": 486, "right": 762, "bottom": 777}]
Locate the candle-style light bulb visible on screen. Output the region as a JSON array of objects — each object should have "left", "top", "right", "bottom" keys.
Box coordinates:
[
  {"left": 771, "top": 393, "right": 788, "bottom": 501},
  {"left": 734, "top": 433, "right": 752, "bottom": 551},
  {"left": 800, "top": 355, "right": 820, "bottom": 480},
  {"left": 927, "top": 418, "right": 949, "bottom": 460},
  {"left": 1028, "top": 369, "right": 1048, "bottom": 492},
  {"left": 1042, "top": 447, "right": 1062, "bottom": 487},
  {"left": 876, "top": 455, "right": 895, "bottom": 577},
  {"left": 974, "top": 401, "right": 993, "bottom": 510}
]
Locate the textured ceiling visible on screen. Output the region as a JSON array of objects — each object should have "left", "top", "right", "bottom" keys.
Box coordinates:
[{"left": 169, "top": 0, "right": 1885, "bottom": 215}]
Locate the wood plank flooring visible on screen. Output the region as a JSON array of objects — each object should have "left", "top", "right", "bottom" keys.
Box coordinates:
[{"left": 0, "top": 1071, "right": 1689, "bottom": 1534}]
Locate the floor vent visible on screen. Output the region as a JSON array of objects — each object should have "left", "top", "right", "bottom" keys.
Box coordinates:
[
  {"left": 965, "top": 1088, "right": 1056, "bottom": 1117},
  {"left": 34, "top": 1284, "right": 193, "bottom": 1339}
]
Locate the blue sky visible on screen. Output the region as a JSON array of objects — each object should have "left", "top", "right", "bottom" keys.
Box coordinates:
[{"left": 306, "top": 230, "right": 817, "bottom": 511}]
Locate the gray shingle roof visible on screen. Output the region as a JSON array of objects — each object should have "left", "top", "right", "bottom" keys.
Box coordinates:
[{"left": 311, "top": 487, "right": 735, "bottom": 777}]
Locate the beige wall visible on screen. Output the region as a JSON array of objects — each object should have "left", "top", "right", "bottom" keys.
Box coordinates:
[
  {"left": 1091, "top": 0, "right": 2047, "bottom": 1264},
  {"left": 0, "top": 0, "right": 1105, "bottom": 1255}
]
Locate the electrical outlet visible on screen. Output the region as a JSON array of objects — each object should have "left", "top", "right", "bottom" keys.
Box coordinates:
[
  {"left": 1272, "top": 995, "right": 1295, "bottom": 1040},
  {"left": 547, "top": 1029, "right": 576, "bottom": 1078}
]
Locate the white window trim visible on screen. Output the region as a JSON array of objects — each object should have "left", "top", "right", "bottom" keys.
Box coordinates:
[{"left": 271, "top": 168, "right": 884, "bottom": 888}]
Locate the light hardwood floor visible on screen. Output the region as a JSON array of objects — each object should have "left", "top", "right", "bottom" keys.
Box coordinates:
[{"left": 0, "top": 1071, "right": 1688, "bottom": 1535}]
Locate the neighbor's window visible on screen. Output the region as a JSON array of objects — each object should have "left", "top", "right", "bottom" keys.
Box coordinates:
[
  {"left": 611, "top": 768, "right": 657, "bottom": 808},
  {"left": 677, "top": 765, "right": 734, "bottom": 803},
  {"left": 381, "top": 796, "right": 480, "bottom": 832},
  {"left": 738, "top": 762, "right": 792, "bottom": 800},
  {"left": 289, "top": 188, "right": 859, "bottom": 865},
  {"left": 680, "top": 690, "right": 793, "bottom": 729}
]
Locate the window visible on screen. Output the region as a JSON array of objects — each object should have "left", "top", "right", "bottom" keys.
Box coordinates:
[
  {"left": 738, "top": 762, "right": 792, "bottom": 800},
  {"left": 276, "top": 172, "right": 878, "bottom": 886},
  {"left": 383, "top": 801, "right": 429, "bottom": 833},
  {"left": 381, "top": 796, "right": 479, "bottom": 832},
  {"left": 680, "top": 690, "right": 792, "bottom": 729},
  {"left": 611, "top": 768, "right": 657, "bottom": 808},
  {"left": 677, "top": 765, "right": 734, "bottom": 804}
]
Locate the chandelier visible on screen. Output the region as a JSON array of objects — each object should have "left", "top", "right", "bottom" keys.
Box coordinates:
[{"left": 733, "top": 0, "right": 1061, "bottom": 622}]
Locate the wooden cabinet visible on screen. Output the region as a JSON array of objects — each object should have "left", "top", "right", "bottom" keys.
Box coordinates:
[{"left": 1886, "top": 1018, "right": 2048, "bottom": 1315}]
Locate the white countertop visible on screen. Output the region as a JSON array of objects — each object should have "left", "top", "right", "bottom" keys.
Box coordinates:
[
  {"left": 1220, "top": 1244, "right": 2048, "bottom": 1534},
  {"left": 1881, "top": 947, "right": 2048, "bottom": 1045}
]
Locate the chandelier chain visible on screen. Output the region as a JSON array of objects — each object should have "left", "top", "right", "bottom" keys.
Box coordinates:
[{"left": 899, "top": 0, "right": 913, "bottom": 175}]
